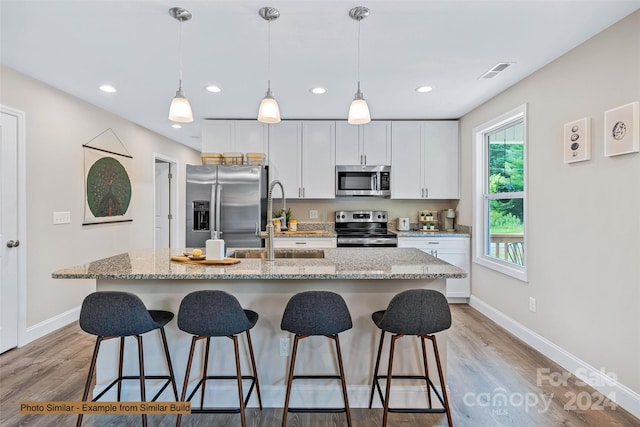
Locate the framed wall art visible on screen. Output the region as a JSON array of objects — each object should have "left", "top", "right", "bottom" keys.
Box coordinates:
[
  {"left": 82, "top": 128, "right": 133, "bottom": 225},
  {"left": 563, "top": 117, "right": 590, "bottom": 163},
  {"left": 604, "top": 101, "right": 639, "bottom": 157}
]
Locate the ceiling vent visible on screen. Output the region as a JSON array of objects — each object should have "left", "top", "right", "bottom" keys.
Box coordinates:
[{"left": 479, "top": 62, "right": 514, "bottom": 79}]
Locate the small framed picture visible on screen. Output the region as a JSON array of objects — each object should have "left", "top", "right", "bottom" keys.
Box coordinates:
[
  {"left": 563, "top": 117, "right": 590, "bottom": 163},
  {"left": 604, "top": 102, "right": 639, "bottom": 157}
]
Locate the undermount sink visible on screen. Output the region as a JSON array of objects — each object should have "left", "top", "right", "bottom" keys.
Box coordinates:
[{"left": 232, "top": 249, "right": 325, "bottom": 259}]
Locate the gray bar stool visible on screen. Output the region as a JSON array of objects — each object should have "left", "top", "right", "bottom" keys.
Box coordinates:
[
  {"left": 77, "top": 291, "right": 178, "bottom": 427},
  {"left": 176, "top": 290, "right": 262, "bottom": 427},
  {"left": 280, "top": 290, "right": 353, "bottom": 427},
  {"left": 368, "top": 289, "right": 453, "bottom": 427}
]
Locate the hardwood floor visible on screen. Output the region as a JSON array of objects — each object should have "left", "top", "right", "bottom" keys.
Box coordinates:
[{"left": 1, "top": 304, "right": 637, "bottom": 426}]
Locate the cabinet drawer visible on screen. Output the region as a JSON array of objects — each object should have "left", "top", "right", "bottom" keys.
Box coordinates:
[{"left": 274, "top": 237, "right": 337, "bottom": 249}]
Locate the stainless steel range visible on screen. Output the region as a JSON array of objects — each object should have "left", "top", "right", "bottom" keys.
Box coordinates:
[{"left": 335, "top": 210, "right": 398, "bottom": 247}]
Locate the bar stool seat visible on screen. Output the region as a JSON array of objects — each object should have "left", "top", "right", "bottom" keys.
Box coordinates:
[
  {"left": 77, "top": 291, "right": 179, "bottom": 427},
  {"left": 369, "top": 289, "right": 453, "bottom": 427},
  {"left": 176, "top": 290, "right": 262, "bottom": 427},
  {"left": 281, "top": 290, "right": 353, "bottom": 427}
]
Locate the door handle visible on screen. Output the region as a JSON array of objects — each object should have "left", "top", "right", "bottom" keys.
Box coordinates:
[{"left": 6, "top": 240, "right": 20, "bottom": 248}]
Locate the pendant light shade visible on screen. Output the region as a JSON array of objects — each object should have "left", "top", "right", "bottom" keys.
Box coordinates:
[
  {"left": 258, "top": 7, "right": 281, "bottom": 124},
  {"left": 348, "top": 82, "right": 371, "bottom": 125},
  {"left": 258, "top": 85, "right": 281, "bottom": 123},
  {"left": 348, "top": 6, "right": 371, "bottom": 125},
  {"left": 168, "top": 7, "right": 193, "bottom": 123}
]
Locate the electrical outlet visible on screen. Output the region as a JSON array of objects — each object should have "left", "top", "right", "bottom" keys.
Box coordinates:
[
  {"left": 279, "top": 337, "right": 290, "bottom": 356},
  {"left": 529, "top": 297, "right": 536, "bottom": 312},
  {"left": 53, "top": 211, "right": 71, "bottom": 225},
  {"left": 309, "top": 210, "right": 319, "bottom": 219}
]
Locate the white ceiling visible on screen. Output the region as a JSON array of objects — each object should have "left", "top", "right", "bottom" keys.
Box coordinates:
[{"left": 1, "top": 1, "right": 639, "bottom": 151}]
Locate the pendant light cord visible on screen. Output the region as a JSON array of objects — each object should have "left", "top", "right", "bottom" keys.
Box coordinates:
[
  {"left": 357, "top": 18, "right": 361, "bottom": 85},
  {"left": 178, "top": 18, "right": 183, "bottom": 91},
  {"left": 267, "top": 19, "right": 272, "bottom": 91}
]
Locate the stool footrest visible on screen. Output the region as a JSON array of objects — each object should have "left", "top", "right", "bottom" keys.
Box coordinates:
[
  {"left": 184, "top": 375, "right": 258, "bottom": 409},
  {"left": 287, "top": 407, "right": 347, "bottom": 414},
  {"left": 93, "top": 375, "right": 174, "bottom": 402},
  {"left": 373, "top": 374, "right": 447, "bottom": 413},
  {"left": 292, "top": 375, "right": 341, "bottom": 380}
]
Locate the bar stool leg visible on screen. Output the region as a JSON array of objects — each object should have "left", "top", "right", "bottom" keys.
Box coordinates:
[
  {"left": 382, "top": 335, "right": 399, "bottom": 427},
  {"left": 369, "top": 330, "right": 386, "bottom": 408},
  {"left": 231, "top": 335, "right": 246, "bottom": 427},
  {"left": 76, "top": 337, "right": 103, "bottom": 427},
  {"left": 429, "top": 335, "right": 453, "bottom": 427},
  {"left": 159, "top": 327, "right": 179, "bottom": 400},
  {"left": 420, "top": 336, "right": 433, "bottom": 408},
  {"left": 282, "top": 335, "right": 301, "bottom": 427},
  {"left": 245, "top": 329, "right": 263, "bottom": 409},
  {"left": 136, "top": 335, "right": 147, "bottom": 427},
  {"left": 176, "top": 336, "right": 198, "bottom": 427},
  {"left": 200, "top": 337, "right": 211, "bottom": 410},
  {"left": 333, "top": 334, "right": 352, "bottom": 427},
  {"left": 117, "top": 336, "right": 125, "bottom": 402}
]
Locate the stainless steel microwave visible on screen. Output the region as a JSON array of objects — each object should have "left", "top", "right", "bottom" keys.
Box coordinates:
[{"left": 335, "top": 165, "right": 391, "bottom": 197}]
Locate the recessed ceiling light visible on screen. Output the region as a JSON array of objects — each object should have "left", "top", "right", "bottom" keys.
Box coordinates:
[
  {"left": 171, "top": 124, "right": 182, "bottom": 129},
  {"left": 415, "top": 86, "right": 433, "bottom": 93},
  {"left": 310, "top": 87, "right": 327, "bottom": 95},
  {"left": 99, "top": 84, "right": 117, "bottom": 93},
  {"left": 205, "top": 85, "right": 222, "bottom": 93}
]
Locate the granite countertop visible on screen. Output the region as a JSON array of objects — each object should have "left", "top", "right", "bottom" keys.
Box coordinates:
[{"left": 52, "top": 248, "right": 466, "bottom": 281}]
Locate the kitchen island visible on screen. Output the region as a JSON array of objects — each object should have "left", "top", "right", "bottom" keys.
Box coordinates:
[{"left": 53, "top": 247, "right": 465, "bottom": 408}]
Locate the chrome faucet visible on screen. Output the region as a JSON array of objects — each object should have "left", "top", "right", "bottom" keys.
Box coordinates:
[{"left": 261, "top": 180, "right": 287, "bottom": 261}]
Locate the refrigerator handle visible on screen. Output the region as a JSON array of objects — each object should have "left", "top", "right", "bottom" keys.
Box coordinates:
[{"left": 215, "top": 184, "right": 223, "bottom": 237}]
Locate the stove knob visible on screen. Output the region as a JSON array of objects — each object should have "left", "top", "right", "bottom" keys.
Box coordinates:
[
  {"left": 382, "top": 214, "right": 386, "bottom": 219},
  {"left": 377, "top": 214, "right": 382, "bottom": 219}
]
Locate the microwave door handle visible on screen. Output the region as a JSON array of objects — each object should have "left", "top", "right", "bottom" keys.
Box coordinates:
[{"left": 371, "top": 173, "right": 377, "bottom": 191}]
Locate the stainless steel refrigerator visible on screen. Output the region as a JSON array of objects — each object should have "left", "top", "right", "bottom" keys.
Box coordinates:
[{"left": 186, "top": 165, "right": 267, "bottom": 249}]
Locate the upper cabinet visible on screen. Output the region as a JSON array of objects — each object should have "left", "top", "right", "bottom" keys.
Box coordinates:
[
  {"left": 268, "top": 121, "right": 335, "bottom": 199},
  {"left": 201, "top": 120, "right": 268, "bottom": 155},
  {"left": 335, "top": 121, "right": 391, "bottom": 165},
  {"left": 391, "top": 121, "right": 459, "bottom": 199}
]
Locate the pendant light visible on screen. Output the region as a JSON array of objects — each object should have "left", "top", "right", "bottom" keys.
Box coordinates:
[
  {"left": 257, "top": 7, "right": 281, "bottom": 124},
  {"left": 348, "top": 6, "right": 371, "bottom": 125},
  {"left": 168, "top": 7, "right": 193, "bottom": 123}
]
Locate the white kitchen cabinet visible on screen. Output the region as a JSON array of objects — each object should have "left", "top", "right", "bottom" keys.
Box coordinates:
[
  {"left": 268, "top": 121, "right": 335, "bottom": 199},
  {"left": 274, "top": 237, "right": 337, "bottom": 248},
  {"left": 391, "top": 121, "right": 459, "bottom": 199},
  {"left": 398, "top": 236, "right": 470, "bottom": 300},
  {"left": 201, "top": 120, "right": 268, "bottom": 156},
  {"left": 335, "top": 121, "right": 391, "bottom": 165}
]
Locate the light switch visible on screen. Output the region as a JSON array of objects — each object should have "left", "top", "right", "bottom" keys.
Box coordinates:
[{"left": 53, "top": 211, "right": 71, "bottom": 225}]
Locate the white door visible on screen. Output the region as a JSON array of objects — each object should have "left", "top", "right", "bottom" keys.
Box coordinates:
[
  {"left": 0, "top": 111, "right": 20, "bottom": 353},
  {"left": 391, "top": 121, "right": 423, "bottom": 199},
  {"left": 154, "top": 161, "right": 171, "bottom": 248},
  {"left": 268, "top": 121, "right": 301, "bottom": 199},
  {"left": 362, "top": 121, "right": 391, "bottom": 165},
  {"left": 301, "top": 121, "right": 335, "bottom": 199}
]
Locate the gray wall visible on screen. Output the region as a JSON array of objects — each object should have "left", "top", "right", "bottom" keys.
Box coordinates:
[{"left": 458, "top": 11, "right": 639, "bottom": 396}]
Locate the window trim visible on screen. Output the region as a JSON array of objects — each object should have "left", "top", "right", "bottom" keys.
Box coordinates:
[{"left": 472, "top": 104, "right": 528, "bottom": 282}]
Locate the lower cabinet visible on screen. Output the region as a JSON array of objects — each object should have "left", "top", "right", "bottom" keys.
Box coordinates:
[
  {"left": 397, "top": 236, "right": 470, "bottom": 300},
  {"left": 274, "top": 237, "right": 337, "bottom": 249}
]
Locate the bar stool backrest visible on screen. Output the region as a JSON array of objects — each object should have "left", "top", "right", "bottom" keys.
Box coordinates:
[
  {"left": 178, "top": 290, "right": 252, "bottom": 336},
  {"left": 378, "top": 289, "right": 451, "bottom": 335},
  {"left": 281, "top": 291, "right": 352, "bottom": 336},
  {"left": 79, "top": 291, "right": 160, "bottom": 337}
]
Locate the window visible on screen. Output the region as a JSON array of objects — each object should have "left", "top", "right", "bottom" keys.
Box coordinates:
[{"left": 473, "top": 104, "right": 527, "bottom": 281}]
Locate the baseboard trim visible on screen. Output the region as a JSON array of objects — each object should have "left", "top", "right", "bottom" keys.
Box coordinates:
[
  {"left": 23, "top": 306, "right": 80, "bottom": 346},
  {"left": 469, "top": 295, "right": 640, "bottom": 419}
]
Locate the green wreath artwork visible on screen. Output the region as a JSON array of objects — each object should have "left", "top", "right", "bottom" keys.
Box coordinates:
[{"left": 86, "top": 157, "right": 132, "bottom": 217}]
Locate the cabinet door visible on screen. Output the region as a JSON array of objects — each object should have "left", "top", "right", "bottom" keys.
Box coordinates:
[
  {"left": 362, "top": 121, "right": 391, "bottom": 165},
  {"left": 335, "top": 121, "right": 361, "bottom": 165},
  {"left": 391, "top": 122, "right": 423, "bottom": 199},
  {"left": 235, "top": 121, "right": 268, "bottom": 156},
  {"left": 301, "top": 121, "right": 335, "bottom": 199},
  {"left": 436, "top": 251, "right": 469, "bottom": 298},
  {"left": 201, "top": 120, "right": 234, "bottom": 153},
  {"left": 268, "top": 122, "right": 301, "bottom": 199},
  {"left": 423, "top": 121, "right": 459, "bottom": 198}
]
